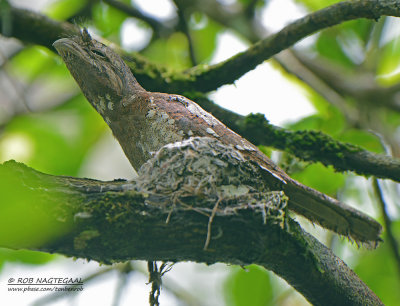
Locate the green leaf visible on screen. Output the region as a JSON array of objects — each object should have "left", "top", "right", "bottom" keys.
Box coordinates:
[
  {"left": 190, "top": 13, "right": 221, "bottom": 63},
  {"left": 294, "top": 0, "right": 341, "bottom": 11},
  {"left": 382, "top": 110, "right": 400, "bottom": 129},
  {"left": 288, "top": 108, "right": 345, "bottom": 137},
  {"left": 291, "top": 163, "right": 345, "bottom": 195},
  {"left": 45, "top": 0, "right": 88, "bottom": 20},
  {"left": 224, "top": 265, "right": 274, "bottom": 306},
  {"left": 0, "top": 249, "right": 56, "bottom": 271},
  {"left": 354, "top": 233, "right": 400, "bottom": 306},
  {"left": 258, "top": 145, "right": 272, "bottom": 158},
  {"left": 237, "top": 0, "right": 252, "bottom": 5},
  {"left": 0, "top": 95, "right": 106, "bottom": 176},
  {"left": 288, "top": 114, "right": 324, "bottom": 131},
  {"left": 292, "top": 77, "right": 345, "bottom": 134},
  {"left": 338, "top": 130, "right": 383, "bottom": 153},
  {"left": 143, "top": 33, "right": 191, "bottom": 69},
  {"left": 10, "top": 47, "right": 56, "bottom": 82},
  {"left": 92, "top": 2, "right": 127, "bottom": 40},
  {"left": 377, "top": 36, "right": 400, "bottom": 85},
  {"left": 314, "top": 19, "right": 373, "bottom": 68},
  {"left": 353, "top": 19, "right": 374, "bottom": 45},
  {"left": 0, "top": 162, "right": 73, "bottom": 250},
  {"left": 315, "top": 30, "right": 355, "bottom": 68}
]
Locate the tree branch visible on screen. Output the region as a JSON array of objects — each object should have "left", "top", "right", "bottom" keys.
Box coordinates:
[
  {"left": 103, "top": 0, "right": 176, "bottom": 37},
  {"left": 190, "top": 95, "right": 400, "bottom": 182},
  {"left": 293, "top": 51, "right": 400, "bottom": 112},
  {"left": 173, "top": 0, "right": 198, "bottom": 66},
  {"left": 183, "top": 0, "right": 400, "bottom": 92},
  {"left": 178, "top": 0, "right": 364, "bottom": 124},
  {"left": 0, "top": 151, "right": 383, "bottom": 306},
  {"left": 5, "top": 1, "right": 400, "bottom": 94},
  {"left": 0, "top": 6, "right": 78, "bottom": 51},
  {"left": 1, "top": 5, "right": 400, "bottom": 182},
  {"left": 373, "top": 179, "right": 400, "bottom": 278},
  {"left": 0, "top": 6, "right": 169, "bottom": 89}
]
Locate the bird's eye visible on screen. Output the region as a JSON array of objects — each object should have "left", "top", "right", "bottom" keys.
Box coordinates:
[{"left": 92, "top": 49, "right": 107, "bottom": 59}]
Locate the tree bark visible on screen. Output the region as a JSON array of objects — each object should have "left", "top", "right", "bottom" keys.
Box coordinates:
[
  {"left": 0, "top": 148, "right": 382, "bottom": 306},
  {"left": 1, "top": 6, "right": 399, "bottom": 183}
]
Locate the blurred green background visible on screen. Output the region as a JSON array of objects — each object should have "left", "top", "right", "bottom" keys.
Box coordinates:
[{"left": 0, "top": 0, "right": 399, "bottom": 305}]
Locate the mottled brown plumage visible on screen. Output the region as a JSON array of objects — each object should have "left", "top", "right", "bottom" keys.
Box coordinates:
[{"left": 53, "top": 30, "right": 382, "bottom": 245}]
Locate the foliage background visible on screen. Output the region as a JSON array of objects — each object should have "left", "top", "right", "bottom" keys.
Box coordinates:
[{"left": 0, "top": 0, "right": 399, "bottom": 305}]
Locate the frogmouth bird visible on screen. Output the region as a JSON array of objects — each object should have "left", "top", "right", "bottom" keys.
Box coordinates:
[{"left": 53, "top": 29, "right": 382, "bottom": 245}]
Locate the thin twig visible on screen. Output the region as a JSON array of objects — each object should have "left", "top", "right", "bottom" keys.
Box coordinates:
[
  {"left": 147, "top": 261, "right": 173, "bottom": 306},
  {"left": 173, "top": 0, "right": 197, "bottom": 66},
  {"left": 1, "top": 160, "right": 384, "bottom": 305},
  {"left": 185, "top": 0, "right": 400, "bottom": 92},
  {"left": 373, "top": 179, "right": 400, "bottom": 279},
  {"left": 0, "top": 46, "right": 30, "bottom": 111},
  {"left": 204, "top": 197, "right": 222, "bottom": 250},
  {"left": 3, "top": 4, "right": 400, "bottom": 181},
  {"left": 103, "top": 0, "right": 175, "bottom": 37},
  {"left": 4, "top": 1, "right": 400, "bottom": 95},
  {"left": 112, "top": 262, "right": 134, "bottom": 306},
  {"left": 32, "top": 265, "right": 117, "bottom": 306}
]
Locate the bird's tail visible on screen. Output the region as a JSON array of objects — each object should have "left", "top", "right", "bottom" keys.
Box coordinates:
[{"left": 284, "top": 179, "right": 382, "bottom": 247}]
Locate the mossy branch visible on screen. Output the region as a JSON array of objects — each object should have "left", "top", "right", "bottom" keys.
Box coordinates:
[
  {"left": 183, "top": 0, "right": 400, "bottom": 92},
  {"left": 1, "top": 5, "right": 399, "bottom": 181},
  {"left": 4, "top": 1, "right": 400, "bottom": 94},
  {"left": 238, "top": 113, "right": 400, "bottom": 182},
  {"left": 0, "top": 160, "right": 383, "bottom": 306},
  {"left": 0, "top": 6, "right": 170, "bottom": 91},
  {"left": 189, "top": 95, "right": 400, "bottom": 182}
]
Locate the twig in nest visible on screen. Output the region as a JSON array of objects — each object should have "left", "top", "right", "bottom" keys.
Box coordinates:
[{"left": 204, "top": 197, "right": 222, "bottom": 250}]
